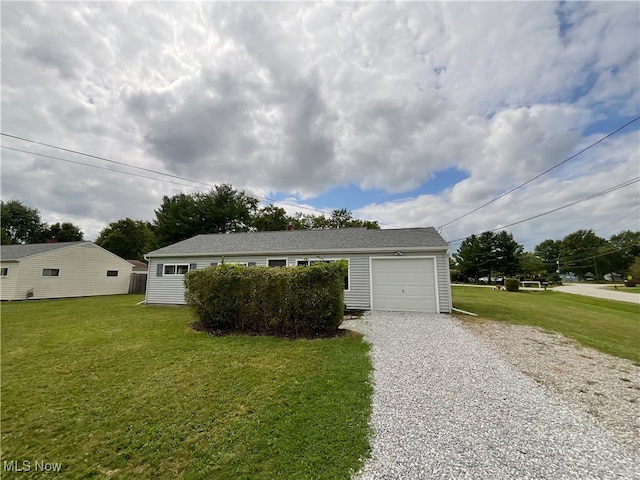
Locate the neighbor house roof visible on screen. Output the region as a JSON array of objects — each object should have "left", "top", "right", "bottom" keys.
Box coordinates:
[
  {"left": 128, "top": 260, "right": 148, "bottom": 271},
  {"left": 146, "top": 227, "right": 449, "bottom": 258},
  {"left": 0, "top": 241, "right": 87, "bottom": 261}
]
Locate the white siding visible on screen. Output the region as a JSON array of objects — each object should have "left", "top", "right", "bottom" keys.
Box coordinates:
[
  {"left": 7, "top": 244, "right": 133, "bottom": 300},
  {"left": 343, "top": 255, "right": 370, "bottom": 309},
  {"left": 0, "top": 262, "right": 19, "bottom": 301},
  {"left": 437, "top": 253, "right": 452, "bottom": 313}
]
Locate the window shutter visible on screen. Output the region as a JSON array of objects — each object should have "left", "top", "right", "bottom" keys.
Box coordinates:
[
  {"left": 189, "top": 263, "right": 197, "bottom": 271},
  {"left": 157, "top": 264, "right": 163, "bottom": 276}
]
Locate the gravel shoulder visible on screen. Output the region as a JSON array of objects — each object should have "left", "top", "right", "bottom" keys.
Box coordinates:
[
  {"left": 459, "top": 317, "right": 640, "bottom": 453},
  {"left": 344, "top": 312, "right": 639, "bottom": 480}
]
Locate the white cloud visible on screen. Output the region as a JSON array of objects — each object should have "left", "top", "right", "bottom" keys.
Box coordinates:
[{"left": 1, "top": 1, "right": 638, "bottom": 246}]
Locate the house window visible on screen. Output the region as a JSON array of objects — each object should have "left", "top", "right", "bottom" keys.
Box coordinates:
[
  {"left": 42, "top": 268, "right": 60, "bottom": 277},
  {"left": 106, "top": 270, "right": 119, "bottom": 277},
  {"left": 164, "top": 264, "right": 190, "bottom": 275},
  {"left": 295, "top": 259, "right": 350, "bottom": 290},
  {"left": 0, "top": 267, "right": 7, "bottom": 277},
  {"left": 268, "top": 259, "right": 287, "bottom": 267}
]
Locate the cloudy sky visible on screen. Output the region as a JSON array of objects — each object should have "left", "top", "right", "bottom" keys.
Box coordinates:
[{"left": 2, "top": 1, "right": 638, "bottom": 251}]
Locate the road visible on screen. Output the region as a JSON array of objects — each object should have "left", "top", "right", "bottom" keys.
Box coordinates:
[{"left": 554, "top": 283, "right": 640, "bottom": 304}]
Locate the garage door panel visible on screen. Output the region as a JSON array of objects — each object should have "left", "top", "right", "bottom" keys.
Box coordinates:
[{"left": 371, "top": 258, "right": 437, "bottom": 313}]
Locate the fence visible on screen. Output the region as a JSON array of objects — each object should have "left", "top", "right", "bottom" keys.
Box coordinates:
[{"left": 128, "top": 273, "right": 147, "bottom": 294}]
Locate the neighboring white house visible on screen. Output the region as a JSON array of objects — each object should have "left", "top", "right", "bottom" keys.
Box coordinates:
[
  {"left": 144, "top": 227, "right": 452, "bottom": 313},
  {"left": 0, "top": 242, "right": 133, "bottom": 301}
]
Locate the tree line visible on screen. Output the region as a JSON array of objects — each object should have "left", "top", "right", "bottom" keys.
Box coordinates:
[
  {"left": 1, "top": 184, "right": 379, "bottom": 261},
  {"left": 452, "top": 229, "right": 640, "bottom": 283},
  {"left": 4, "top": 186, "right": 637, "bottom": 281},
  {"left": 1, "top": 200, "right": 84, "bottom": 244}
]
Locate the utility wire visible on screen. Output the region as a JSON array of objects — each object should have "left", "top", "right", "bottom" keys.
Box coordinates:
[
  {"left": 438, "top": 116, "right": 640, "bottom": 230},
  {"left": 448, "top": 176, "right": 640, "bottom": 244},
  {"left": 2, "top": 146, "right": 204, "bottom": 190},
  {"left": 1, "top": 136, "right": 398, "bottom": 227}
]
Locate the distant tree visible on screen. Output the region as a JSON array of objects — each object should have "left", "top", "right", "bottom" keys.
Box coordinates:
[
  {"left": 492, "top": 230, "right": 523, "bottom": 277},
  {"left": 477, "top": 231, "right": 498, "bottom": 280},
  {"left": 628, "top": 256, "right": 640, "bottom": 280},
  {"left": 560, "top": 229, "right": 607, "bottom": 279},
  {"left": 253, "top": 205, "right": 290, "bottom": 231},
  {"left": 154, "top": 185, "right": 259, "bottom": 247},
  {"left": 608, "top": 230, "right": 640, "bottom": 272},
  {"left": 0, "top": 200, "right": 46, "bottom": 244},
  {"left": 286, "top": 209, "right": 379, "bottom": 230},
  {"left": 326, "top": 208, "right": 379, "bottom": 229},
  {"left": 153, "top": 193, "right": 198, "bottom": 247},
  {"left": 453, "top": 234, "right": 487, "bottom": 282},
  {"left": 520, "top": 253, "right": 546, "bottom": 279},
  {"left": 46, "top": 222, "right": 84, "bottom": 242},
  {"left": 534, "top": 239, "right": 562, "bottom": 274},
  {"left": 96, "top": 218, "right": 157, "bottom": 261}
]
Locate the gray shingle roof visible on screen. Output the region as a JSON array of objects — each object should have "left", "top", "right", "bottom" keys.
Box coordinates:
[
  {"left": 146, "top": 228, "right": 448, "bottom": 257},
  {"left": 0, "top": 242, "right": 87, "bottom": 260}
]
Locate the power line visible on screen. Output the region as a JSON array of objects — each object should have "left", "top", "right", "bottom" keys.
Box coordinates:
[
  {"left": 1, "top": 135, "right": 397, "bottom": 227},
  {"left": 448, "top": 176, "right": 640, "bottom": 244},
  {"left": 1, "top": 132, "right": 214, "bottom": 188},
  {"left": 594, "top": 208, "right": 640, "bottom": 237},
  {"left": 438, "top": 116, "right": 640, "bottom": 230},
  {"left": 1, "top": 146, "right": 204, "bottom": 190}
]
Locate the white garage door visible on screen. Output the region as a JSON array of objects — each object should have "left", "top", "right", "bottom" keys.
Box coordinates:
[{"left": 371, "top": 257, "right": 437, "bottom": 312}]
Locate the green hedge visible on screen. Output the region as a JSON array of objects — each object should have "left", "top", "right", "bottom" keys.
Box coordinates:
[
  {"left": 505, "top": 278, "right": 520, "bottom": 292},
  {"left": 184, "top": 261, "right": 347, "bottom": 336}
]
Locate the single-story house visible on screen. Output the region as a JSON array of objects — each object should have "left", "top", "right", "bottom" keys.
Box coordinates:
[
  {"left": 0, "top": 242, "right": 134, "bottom": 301},
  {"left": 144, "top": 227, "right": 452, "bottom": 313}
]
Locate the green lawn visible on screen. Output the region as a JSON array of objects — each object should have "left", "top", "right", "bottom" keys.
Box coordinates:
[
  {"left": 452, "top": 286, "right": 640, "bottom": 363},
  {"left": 1, "top": 295, "right": 372, "bottom": 479}
]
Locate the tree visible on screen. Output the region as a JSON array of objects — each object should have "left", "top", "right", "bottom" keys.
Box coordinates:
[
  {"left": 46, "top": 222, "right": 84, "bottom": 242},
  {"left": 628, "top": 256, "right": 640, "bottom": 280},
  {"left": 96, "top": 218, "right": 157, "bottom": 261},
  {"left": 609, "top": 230, "right": 640, "bottom": 272},
  {"left": 534, "top": 239, "right": 562, "bottom": 274},
  {"left": 520, "top": 253, "right": 546, "bottom": 279},
  {"left": 326, "top": 208, "right": 379, "bottom": 229},
  {"left": 253, "top": 205, "right": 290, "bottom": 231},
  {"left": 154, "top": 185, "right": 259, "bottom": 247},
  {"left": 492, "top": 230, "right": 523, "bottom": 277},
  {"left": 453, "top": 234, "right": 487, "bottom": 282},
  {"left": 196, "top": 184, "right": 259, "bottom": 234},
  {"left": 477, "top": 231, "right": 498, "bottom": 280},
  {"left": 1, "top": 200, "right": 46, "bottom": 244},
  {"left": 560, "top": 229, "right": 606, "bottom": 279}
]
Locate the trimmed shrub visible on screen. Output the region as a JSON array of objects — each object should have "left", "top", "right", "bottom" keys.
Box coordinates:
[
  {"left": 184, "top": 261, "right": 347, "bottom": 337},
  {"left": 504, "top": 278, "right": 520, "bottom": 292}
]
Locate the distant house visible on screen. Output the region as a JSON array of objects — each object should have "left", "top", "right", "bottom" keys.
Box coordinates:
[
  {"left": 0, "top": 242, "right": 133, "bottom": 301},
  {"left": 144, "top": 227, "right": 452, "bottom": 313}
]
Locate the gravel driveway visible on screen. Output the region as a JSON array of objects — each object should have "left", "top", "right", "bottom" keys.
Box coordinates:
[{"left": 343, "top": 312, "right": 639, "bottom": 479}]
